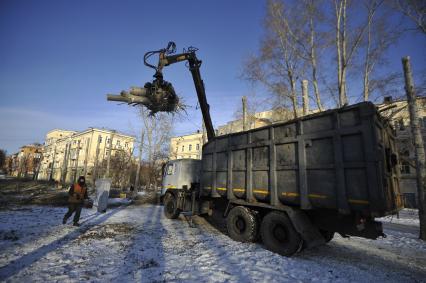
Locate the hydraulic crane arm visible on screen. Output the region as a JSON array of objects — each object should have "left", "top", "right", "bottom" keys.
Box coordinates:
[
  {"left": 107, "top": 42, "right": 215, "bottom": 141},
  {"left": 162, "top": 51, "right": 215, "bottom": 141}
]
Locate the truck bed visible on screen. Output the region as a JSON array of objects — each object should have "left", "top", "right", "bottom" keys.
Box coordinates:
[{"left": 200, "top": 102, "right": 403, "bottom": 217}]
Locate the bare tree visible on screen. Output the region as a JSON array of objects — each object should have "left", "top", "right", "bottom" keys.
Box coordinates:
[
  {"left": 334, "top": 0, "right": 372, "bottom": 106},
  {"left": 109, "top": 148, "right": 134, "bottom": 189},
  {"left": 388, "top": 0, "right": 426, "bottom": 34},
  {"left": 361, "top": 0, "right": 403, "bottom": 101},
  {"left": 18, "top": 153, "right": 29, "bottom": 179},
  {"left": 277, "top": 0, "right": 327, "bottom": 111},
  {"left": 363, "top": 0, "right": 384, "bottom": 101},
  {"left": 305, "top": 0, "right": 325, "bottom": 111},
  {"left": 0, "top": 149, "right": 6, "bottom": 170},
  {"left": 139, "top": 107, "right": 173, "bottom": 188},
  {"left": 243, "top": 0, "right": 311, "bottom": 118}
]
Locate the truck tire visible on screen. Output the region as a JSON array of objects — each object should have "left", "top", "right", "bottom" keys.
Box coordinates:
[
  {"left": 164, "top": 193, "right": 180, "bottom": 219},
  {"left": 226, "top": 206, "right": 258, "bottom": 242},
  {"left": 260, "top": 211, "right": 302, "bottom": 256}
]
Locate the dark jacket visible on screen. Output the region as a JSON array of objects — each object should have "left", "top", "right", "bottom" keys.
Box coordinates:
[{"left": 68, "top": 183, "right": 88, "bottom": 204}]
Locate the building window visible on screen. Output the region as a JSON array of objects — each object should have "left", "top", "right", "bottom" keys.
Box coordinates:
[
  {"left": 98, "top": 136, "right": 102, "bottom": 143},
  {"left": 189, "top": 144, "right": 192, "bottom": 151},
  {"left": 125, "top": 142, "right": 128, "bottom": 148},
  {"left": 117, "top": 140, "right": 120, "bottom": 146},
  {"left": 107, "top": 138, "right": 111, "bottom": 144},
  {"left": 196, "top": 144, "right": 200, "bottom": 150},
  {"left": 182, "top": 145, "right": 184, "bottom": 152}
]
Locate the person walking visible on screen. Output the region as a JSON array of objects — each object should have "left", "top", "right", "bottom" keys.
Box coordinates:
[{"left": 63, "top": 176, "right": 88, "bottom": 226}]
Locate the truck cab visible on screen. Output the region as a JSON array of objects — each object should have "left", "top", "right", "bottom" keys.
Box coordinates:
[{"left": 161, "top": 159, "right": 201, "bottom": 199}]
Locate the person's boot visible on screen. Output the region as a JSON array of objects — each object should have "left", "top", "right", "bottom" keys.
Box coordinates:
[{"left": 73, "top": 222, "right": 80, "bottom": 227}]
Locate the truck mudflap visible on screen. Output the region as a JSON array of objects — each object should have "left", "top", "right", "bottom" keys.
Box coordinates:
[
  {"left": 286, "top": 208, "right": 326, "bottom": 249},
  {"left": 310, "top": 210, "right": 385, "bottom": 240}
]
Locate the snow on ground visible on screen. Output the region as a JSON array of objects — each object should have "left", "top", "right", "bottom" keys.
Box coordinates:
[
  {"left": 0, "top": 204, "right": 425, "bottom": 283},
  {"left": 107, "top": 198, "right": 133, "bottom": 206},
  {"left": 377, "top": 209, "right": 420, "bottom": 226}
]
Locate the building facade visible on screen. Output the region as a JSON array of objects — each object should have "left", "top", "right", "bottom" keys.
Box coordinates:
[
  {"left": 6, "top": 144, "right": 43, "bottom": 178},
  {"left": 38, "top": 128, "right": 135, "bottom": 184},
  {"left": 217, "top": 107, "right": 317, "bottom": 136},
  {"left": 169, "top": 108, "right": 309, "bottom": 160},
  {"left": 378, "top": 96, "right": 426, "bottom": 208},
  {"left": 169, "top": 131, "right": 204, "bottom": 160}
]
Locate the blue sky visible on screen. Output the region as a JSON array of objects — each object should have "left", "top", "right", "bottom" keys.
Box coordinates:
[{"left": 0, "top": 0, "right": 425, "bottom": 154}]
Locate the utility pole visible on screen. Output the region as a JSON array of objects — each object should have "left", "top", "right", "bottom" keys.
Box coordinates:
[
  {"left": 105, "top": 130, "right": 115, "bottom": 178},
  {"left": 49, "top": 145, "right": 57, "bottom": 181},
  {"left": 92, "top": 134, "right": 101, "bottom": 184},
  {"left": 134, "top": 130, "right": 144, "bottom": 190},
  {"left": 83, "top": 137, "right": 90, "bottom": 176},
  {"left": 61, "top": 142, "right": 70, "bottom": 184},
  {"left": 402, "top": 56, "right": 426, "bottom": 240},
  {"left": 73, "top": 140, "right": 81, "bottom": 183},
  {"left": 65, "top": 141, "right": 72, "bottom": 183},
  {"left": 302, "top": 80, "right": 309, "bottom": 116},
  {"left": 242, "top": 96, "right": 248, "bottom": 131}
]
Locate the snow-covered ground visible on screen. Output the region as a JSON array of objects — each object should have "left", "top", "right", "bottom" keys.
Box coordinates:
[
  {"left": 0, "top": 204, "right": 425, "bottom": 283},
  {"left": 377, "top": 208, "right": 420, "bottom": 226}
]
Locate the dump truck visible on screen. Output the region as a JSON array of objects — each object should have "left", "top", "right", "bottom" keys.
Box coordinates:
[{"left": 107, "top": 42, "right": 403, "bottom": 256}]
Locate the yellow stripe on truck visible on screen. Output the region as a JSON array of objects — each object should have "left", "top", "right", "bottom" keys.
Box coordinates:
[
  {"left": 348, "top": 199, "right": 369, "bottom": 205},
  {"left": 253, "top": 189, "right": 269, "bottom": 195},
  {"left": 308, "top": 194, "right": 327, "bottom": 199},
  {"left": 282, "top": 192, "right": 299, "bottom": 197}
]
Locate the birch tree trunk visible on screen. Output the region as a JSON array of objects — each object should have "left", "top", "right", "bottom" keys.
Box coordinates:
[
  {"left": 289, "top": 70, "right": 298, "bottom": 119},
  {"left": 308, "top": 5, "right": 324, "bottom": 111},
  {"left": 363, "top": 17, "right": 372, "bottom": 101},
  {"left": 302, "top": 80, "right": 309, "bottom": 116},
  {"left": 335, "top": 0, "right": 344, "bottom": 107},
  {"left": 340, "top": 0, "right": 348, "bottom": 106},
  {"left": 134, "top": 131, "right": 144, "bottom": 190},
  {"left": 402, "top": 56, "right": 426, "bottom": 240}
]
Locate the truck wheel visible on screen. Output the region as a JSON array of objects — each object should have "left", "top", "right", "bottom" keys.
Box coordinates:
[
  {"left": 226, "top": 206, "right": 258, "bottom": 242},
  {"left": 164, "top": 193, "right": 180, "bottom": 219},
  {"left": 320, "top": 230, "right": 334, "bottom": 243},
  {"left": 260, "top": 211, "right": 302, "bottom": 256}
]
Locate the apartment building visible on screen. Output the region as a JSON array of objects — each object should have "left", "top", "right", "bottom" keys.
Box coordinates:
[
  {"left": 378, "top": 96, "right": 426, "bottom": 208},
  {"left": 169, "top": 131, "right": 204, "bottom": 160},
  {"left": 7, "top": 144, "right": 43, "bottom": 178},
  {"left": 38, "top": 128, "right": 135, "bottom": 184}
]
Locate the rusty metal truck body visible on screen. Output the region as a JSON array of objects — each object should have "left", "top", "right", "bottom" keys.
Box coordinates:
[{"left": 162, "top": 102, "right": 403, "bottom": 255}]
